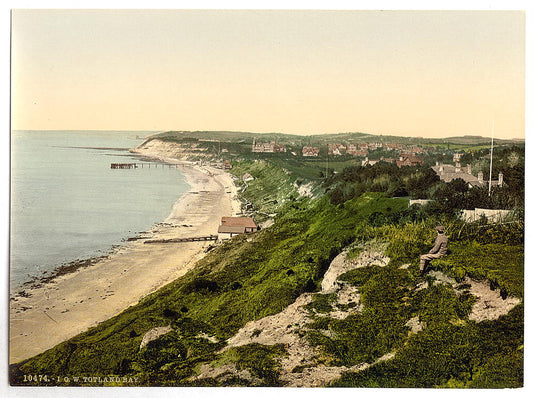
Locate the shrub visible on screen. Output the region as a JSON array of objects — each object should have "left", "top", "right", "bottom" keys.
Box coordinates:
[{"left": 186, "top": 278, "right": 219, "bottom": 293}]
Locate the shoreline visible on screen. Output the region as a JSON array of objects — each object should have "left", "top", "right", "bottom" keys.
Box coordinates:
[
  {"left": 9, "top": 153, "right": 241, "bottom": 364},
  {"left": 10, "top": 156, "right": 239, "bottom": 299}
]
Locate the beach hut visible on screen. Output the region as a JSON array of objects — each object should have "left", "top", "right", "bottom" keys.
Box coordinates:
[{"left": 217, "top": 217, "right": 258, "bottom": 240}]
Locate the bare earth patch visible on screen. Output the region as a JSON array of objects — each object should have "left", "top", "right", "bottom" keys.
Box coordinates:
[
  {"left": 422, "top": 270, "right": 521, "bottom": 323},
  {"left": 467, "top": 279, "right": 521, "bottom": 322},
  {"left": 193, "top": 248, "right": 393, "bottom": 387}
]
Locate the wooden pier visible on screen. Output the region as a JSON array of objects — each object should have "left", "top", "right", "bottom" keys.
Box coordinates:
[
  {"left": 111, "top": 163, "right": 181, "bottom": 169},
  {"left": 144, "top": 235, "right": 218, "bottom": 244},
  {"left": 111, "top": 163, "right": 138, "bottom": 169}
]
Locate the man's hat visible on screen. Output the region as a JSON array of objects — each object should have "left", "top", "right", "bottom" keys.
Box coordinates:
[{"left": 436, "top": 225, "right": 445, "bottom": 233}]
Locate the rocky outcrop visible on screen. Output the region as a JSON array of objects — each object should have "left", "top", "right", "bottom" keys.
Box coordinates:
[
  {"left": 321, "top": 250, "right": 389, "bottom": 293},
  {"left": 139, "top": 325, "right": 173, "bottom": 350}
]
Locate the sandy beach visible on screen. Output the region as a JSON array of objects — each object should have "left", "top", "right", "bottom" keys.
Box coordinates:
[{"left": 9, "top": 158, "right": 241, "bottom": 364}]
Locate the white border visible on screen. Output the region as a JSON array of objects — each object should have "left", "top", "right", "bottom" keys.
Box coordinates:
[{"left": 2, "top": 2, "right": 531, "bottom": 397}]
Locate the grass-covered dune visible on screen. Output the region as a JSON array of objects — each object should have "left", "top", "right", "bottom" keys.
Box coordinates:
[{"left": 10, "top": 160, "right": 523, "bottom": 388}]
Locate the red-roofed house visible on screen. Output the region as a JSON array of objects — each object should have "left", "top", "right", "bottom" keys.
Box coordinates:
[
  {"left": 302, "top": 146, "right": 320, "bottom": 157},
  {"left": 218, "top": 217, "right": 258, "bottom": 240},
  {"left": 396, "top": 154, "right": 422, "bottom": 168}
]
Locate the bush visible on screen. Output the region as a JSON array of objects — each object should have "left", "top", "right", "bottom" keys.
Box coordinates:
[
  {"left": 186, "top": 278, "right": 219, "bottom": 293},
  {"left": 221, "top": 344, "right": 287, "bottom": 386}
]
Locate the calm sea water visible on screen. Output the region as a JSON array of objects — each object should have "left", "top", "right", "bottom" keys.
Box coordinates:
[{"left": 10, "top": 130, "right": 189, "bottom": 290}]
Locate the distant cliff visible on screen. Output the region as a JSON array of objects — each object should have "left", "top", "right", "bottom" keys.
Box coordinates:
[{"left": 131, "top": 138, "right": 215, "bottom": 162}]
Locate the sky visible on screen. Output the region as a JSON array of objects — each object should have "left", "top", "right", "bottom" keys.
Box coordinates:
[{"left": 10, "top": 8, "right": 526, "bottom": 139}]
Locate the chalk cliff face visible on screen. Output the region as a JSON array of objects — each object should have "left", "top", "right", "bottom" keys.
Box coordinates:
[{"left": 131, "top": 138, "right": 213, "bottom": 161}]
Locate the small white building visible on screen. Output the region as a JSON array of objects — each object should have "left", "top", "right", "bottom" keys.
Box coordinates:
[
  {"left": 361, "top": 157, "right": 379, "bottom": 167},
  {"left": 460, "top": 208, "right": 512, "bottom": 223}
]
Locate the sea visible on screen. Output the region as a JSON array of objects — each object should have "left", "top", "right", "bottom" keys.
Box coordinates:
[{"left": 10, "top": 130, "right": 189, "bottom": 291}]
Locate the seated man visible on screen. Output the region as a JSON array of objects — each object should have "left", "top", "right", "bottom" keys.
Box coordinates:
[{"left": 419, "top": 225, "right": 448, "bottom": 274}]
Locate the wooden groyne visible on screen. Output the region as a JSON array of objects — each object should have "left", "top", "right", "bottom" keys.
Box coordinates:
[{"left": 144, "top": 235, "right": 218, "bottom": 244}]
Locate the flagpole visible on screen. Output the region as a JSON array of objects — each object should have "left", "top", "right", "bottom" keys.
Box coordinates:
[{"left": 488, "top": 120, "right": 494, "bottom": 196}]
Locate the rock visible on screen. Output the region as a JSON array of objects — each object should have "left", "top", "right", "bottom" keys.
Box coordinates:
[
  {"left": 321, "top": 249, "right": 389, "bottom": 294},
  {"left": 405, "top": 315, "right": 425, "bottom": 334},
  {"left": 139, "top": 325, "right": 173, "bottom": 350}
]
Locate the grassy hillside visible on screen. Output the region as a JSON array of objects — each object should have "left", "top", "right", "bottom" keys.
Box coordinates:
[
  {"left": 10, "top": 159, "right": 523, "bottom": 388},
  {"left": 11, "top": 184, "right": 408, "bottom": 385},
  {"left": 328, "top": 220, "right": 523, "bottom": 388},
  {"left": 150, "top": 130, "right": 523, "bottom": 147},
  {"left": 230, "top": 160, "right": 301, "bottom": 219}
]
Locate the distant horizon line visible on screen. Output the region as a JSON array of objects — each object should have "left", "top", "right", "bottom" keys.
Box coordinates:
[{"left": 12, "top": 129, "right": 525, "bottom": 141}]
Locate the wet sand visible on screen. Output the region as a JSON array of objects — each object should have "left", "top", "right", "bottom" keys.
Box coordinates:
[{"left": 9, "top": 162, "right": 240, "bottom": 364}]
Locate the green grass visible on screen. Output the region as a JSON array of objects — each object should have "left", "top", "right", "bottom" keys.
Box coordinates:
[
  {"left": 11, "top": 189, "right": 408, "bottom": 386},
  {"left": 327, "top": 221, "right": 523, "bottom": 388},
  {"left": 430, "top": 242, "right": 524, "bottom": 298},
  {"left": 230, "top": 160, "right": 300, "bottom": 218},
  {"left": 308, "top": 266, "right": 415, "bottom": 366},
  {"left": 306, "top": 159, "right": 362, "bottom": 172},
  {"left": 10, "top": 156, "right": 523, "bottom": 388},
  {"left": 305, "top": 293, "right": 337, "bottom": 314},
  {"left": 331, "top": 304, "right": 523, "bottom": 388},
  {"left": 270, "top": 158, "right": 327, "bottom": 180},
  {"left": 217, "top": 344, "right": 287, "bottom": 386}
]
